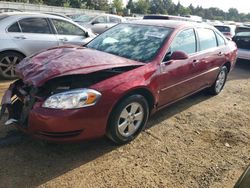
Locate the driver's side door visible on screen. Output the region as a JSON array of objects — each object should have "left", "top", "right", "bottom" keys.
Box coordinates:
[
  {"left": 157, "top": 28, "right": 202, "bottom": 107},
  {"left": 51, "top": 19, "right": 88, "bottom": 46}
]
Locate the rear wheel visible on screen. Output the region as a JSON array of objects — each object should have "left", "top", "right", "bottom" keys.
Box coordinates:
[
  {"left": 0, "top": 51, "right": 25, "bottom": 79},
  {"left": 208, "top": 66, "right": 228, "bottom": 95},
  {"left": 107, "top": 95, "right": 149, "bottom": 144}
]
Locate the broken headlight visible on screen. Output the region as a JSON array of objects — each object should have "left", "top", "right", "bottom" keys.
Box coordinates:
[{"left": 42, "top": 89, "right": 101, "bottom": 109}]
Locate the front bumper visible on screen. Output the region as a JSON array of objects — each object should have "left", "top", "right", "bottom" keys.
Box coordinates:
[{"left": 1, "top": 81, "right": 108, "bottom": 142}]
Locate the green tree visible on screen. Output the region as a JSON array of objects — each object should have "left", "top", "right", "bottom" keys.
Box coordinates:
[
  {"left": 149, "top": 0, "right": 166, "bottom": 14},
  {"left": 112, "top": 0, "right": 123, "bottom": 12},
  {"left": 135, "top": 0, "right": 150, "bottom": 14}
]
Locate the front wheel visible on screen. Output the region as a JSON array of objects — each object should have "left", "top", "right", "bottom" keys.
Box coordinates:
[
  {"left": 0, "top": 51, "right": 25, "bottom": 79},
  {"left": 208, "top": 66, "right": 228, "bottom": 95},
  {"left": 107, "top": 95, "right": 149, "bottom": 144}
]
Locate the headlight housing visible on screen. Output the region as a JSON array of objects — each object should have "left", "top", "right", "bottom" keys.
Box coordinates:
[{"left": 42, "top": 89, "right": 101, "bottom": 109}]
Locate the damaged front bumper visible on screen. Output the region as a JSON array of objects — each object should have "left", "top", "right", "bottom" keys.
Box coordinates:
[
  {"left": 0, "top": 80, "right": 108, "bottom": 142},
  {"left": 0, "top": 80, "right": 37, "bottom": 128}
]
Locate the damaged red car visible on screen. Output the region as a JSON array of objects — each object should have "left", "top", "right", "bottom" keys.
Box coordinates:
[{"left": 1, "top": 20, "right": 237, "bottom": 144}]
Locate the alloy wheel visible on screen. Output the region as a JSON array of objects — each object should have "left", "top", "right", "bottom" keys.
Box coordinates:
[
  {"left": 117, "top": 102, "right": 144, "bottom": 137},
  {"left": 0, "top": 55, "right": 21, "bottom": 78}
]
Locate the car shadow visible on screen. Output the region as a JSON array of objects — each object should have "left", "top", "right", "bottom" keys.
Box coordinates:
[
  {"left": 0, "top": 90, "right": 213, "bottom": 187},
  {"left": 0, "top": 61, "right": 248, "bottom": 187},
  {"left": 228, "top": 59, "right": 250, "bottom": 81}
]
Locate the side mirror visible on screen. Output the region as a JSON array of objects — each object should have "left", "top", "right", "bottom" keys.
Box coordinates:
[
  {"left": 170, "top": 51, "right": 189, "bottom": 60},
  {"left": 91, "top": 20, "right": 99, "bottom": 25},
  {"left": 85, "top": 31, "right": 89, "bottom": 38}
]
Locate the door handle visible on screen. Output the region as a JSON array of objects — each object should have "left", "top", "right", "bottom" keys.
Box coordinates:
[
  {"left": 193, "top": 59, "right": 200, "bottom": 64},
  {"left": 14, "top": 36, "right": 26, "bottom": 40},
  {"left": 218, "top": 52, "right": 224, "bottom": 56},
  {"left": 59, "top": 38, "right": 68, "bottom": 42}
]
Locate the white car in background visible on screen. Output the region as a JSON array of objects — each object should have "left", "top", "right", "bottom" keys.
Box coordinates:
[
  {"left": 214, "top": 25, "right": 236, "bottom": 38},
  {"left": 0, "top": 12, "right": 96, "bottom": 79},
  {"left": 73, "top": 14, "right": 125, "bottom": 34}
]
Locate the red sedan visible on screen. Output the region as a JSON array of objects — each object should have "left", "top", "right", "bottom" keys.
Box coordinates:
[{"left": 1, "top": 20, "right": 237, "bottom": 144}]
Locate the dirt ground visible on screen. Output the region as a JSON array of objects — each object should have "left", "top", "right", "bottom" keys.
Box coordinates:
[{"left": 0, "top": 60, "right": 249, "bottom": 188}]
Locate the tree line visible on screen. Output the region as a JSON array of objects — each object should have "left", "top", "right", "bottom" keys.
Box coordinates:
[{"left": 6, "top": 0, "right": 250, "bottom": 22}]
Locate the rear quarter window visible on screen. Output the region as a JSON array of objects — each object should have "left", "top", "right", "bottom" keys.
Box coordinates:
[
  {"left": 215, "top": 32, "right": 226, "bottom": 46},
  {"left": 8, "top": 22, "right": 21, "bottom": 33}
]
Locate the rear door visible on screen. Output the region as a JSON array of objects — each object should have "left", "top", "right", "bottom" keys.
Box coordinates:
[
  {"left": 8, "top": 17, "right": 59, "bottom": 56},
  {"left": 193, "top": 28, "right": 226, "bottom": 88},
  {"left": 51, "top": 18, "right": 89, "bottom": 46}
]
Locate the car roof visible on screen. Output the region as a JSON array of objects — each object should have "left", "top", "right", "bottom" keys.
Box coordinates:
[
  {"left": 129, "top": 19, "right": 212, "bottom": 29},
  {"left": 0, "top": 11, "right": 68, "bottom": 19}
]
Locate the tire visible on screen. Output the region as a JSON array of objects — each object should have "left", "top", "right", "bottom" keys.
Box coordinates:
[
  {"left": 0, "top": 51, "right": 25, "bottom": 79},
  {"left": 107, "top": 95, "right": 149, "bottom": 144},
  {"left": 208, "top": 66, "right": 228, "bottom": 95}
]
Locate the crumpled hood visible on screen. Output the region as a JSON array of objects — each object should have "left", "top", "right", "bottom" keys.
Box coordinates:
[{"left": 16, "top": 46, "right": 144, "bottom": 87}]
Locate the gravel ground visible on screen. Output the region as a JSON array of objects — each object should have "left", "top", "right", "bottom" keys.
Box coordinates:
[{"left": 0, "top": 60, "right": 249, "bottom": 188}]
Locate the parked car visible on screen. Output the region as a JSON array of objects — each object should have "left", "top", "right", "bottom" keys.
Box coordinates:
[
  {"left": 235, "top": 165, "right": 250, "bottom": 188},
  {"left": 214, "top": 25, "right": 236, "bottom": 38},
  {"left": 143, "top": 14, "right": 195, "bottom": 22},
  {"left": 235, "top": 25, "right": 250, "bottom": 34},
  {"left": 73, "top": 13, "right": 125, "bottom": 34},
  {"left": 0, "top": 12, "right": 96, "bottom": 79},
  {"left": 233, "top": 32, "right": 250, "bottom": 61},
  {"left": 0, "top": 8, "right": 22, "bottom": 13},
  {"left": 1, "top": 20, "right": 237, "bottom": 144}
]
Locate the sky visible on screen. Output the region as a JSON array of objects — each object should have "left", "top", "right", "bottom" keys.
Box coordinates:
[
  {"left": 172, "top": 0, "right": 250, "bottom": 14},
  {"left": 121, "top": 0, "right": 249, "bottom": 14}
]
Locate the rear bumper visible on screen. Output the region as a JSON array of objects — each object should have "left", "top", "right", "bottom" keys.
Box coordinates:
[{"left": 237, "top": 49, "right": 250, "bottom": 60}]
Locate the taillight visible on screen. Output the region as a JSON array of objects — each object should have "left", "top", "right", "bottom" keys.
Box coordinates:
[{"left": 224, "top": 32, "right": 232, "bottom": 37}]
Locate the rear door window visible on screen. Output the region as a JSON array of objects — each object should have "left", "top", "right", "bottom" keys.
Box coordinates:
[
  {"left": 8, "top": 22, "right": 21, "bottom": 32},
  {"left": 19, "top": 18, "right": 51, "bottom": 34},
  {"left": 197, "top": 28, "right": 217, "bottom": 51}
]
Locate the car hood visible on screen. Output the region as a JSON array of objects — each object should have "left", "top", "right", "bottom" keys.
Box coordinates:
[{"left": 16, "top": 46, "right": 144, "bottom": 87}]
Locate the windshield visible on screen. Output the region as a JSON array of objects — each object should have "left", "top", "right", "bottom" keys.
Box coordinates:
[
  {"left": 74, "top": 15, "right": 96, "bottom": 23},
  {"left": 0, "top": 14, "right": 8, "bottom": 21},
  {"left": 87, "top": 24, "right": 172, "bottom": 62}
]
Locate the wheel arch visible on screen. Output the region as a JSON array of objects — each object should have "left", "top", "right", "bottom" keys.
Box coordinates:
[
  {"left": 223, "top": 61, "right": 231, "bottom": 72},
  {"left": 0, "top": 49, "right": 27, "bottom": 58}
]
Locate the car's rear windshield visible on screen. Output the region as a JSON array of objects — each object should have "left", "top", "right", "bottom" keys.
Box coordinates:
[
  {"left": 87, "top": 23, "right": 173, "bottom": 63},
  {"left": 233, "top": 32, "right": 250, "bottom": 50},
  {"left": 236, "top": 27, "right": 250, "bottom": 34},
  {"left": 235, "top": 32, "right": 250, "bottom": 37},
  {"left": 214, "top": 26, "right": 230, "bottom": 32},
  {"left": 0, "top": 14, "right": 9, "bottom": 21}
]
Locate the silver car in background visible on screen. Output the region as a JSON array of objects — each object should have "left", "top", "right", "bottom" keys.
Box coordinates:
[
  {"left": 0, "top": 12, "right": 96, "bottom": 79},
  {"left": 73, "top": 14, "right": 125, "bottom": 34}
]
